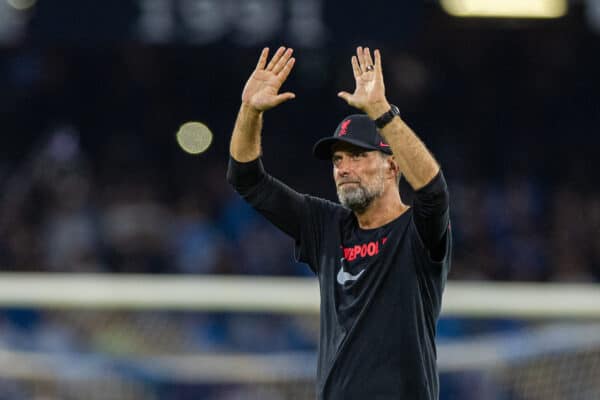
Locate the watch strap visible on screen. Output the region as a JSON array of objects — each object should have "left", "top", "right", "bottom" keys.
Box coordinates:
[{"left": 374, "top": 104, "right": 400, "bottom": 129}]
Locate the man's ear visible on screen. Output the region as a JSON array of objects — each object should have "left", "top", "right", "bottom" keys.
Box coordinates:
[{"left": 388, "top": 156, "right": 399, "bottom": 177}]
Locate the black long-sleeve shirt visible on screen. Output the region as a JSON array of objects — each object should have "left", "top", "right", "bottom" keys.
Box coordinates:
[{"left": 227, "top": 157, "right": 452, "bottom": 400}]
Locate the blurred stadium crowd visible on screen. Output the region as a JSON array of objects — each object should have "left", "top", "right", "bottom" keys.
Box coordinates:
[
  {"left": 2, "top": 37, "right": 599, "bottom": 282},
  {"left": 0, "top": 1, "right": 599, "bottom": 398}
]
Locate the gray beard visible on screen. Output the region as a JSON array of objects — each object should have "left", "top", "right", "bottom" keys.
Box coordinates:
[{"left": 337, "top": 182, "right": 383, "bottom": 214}]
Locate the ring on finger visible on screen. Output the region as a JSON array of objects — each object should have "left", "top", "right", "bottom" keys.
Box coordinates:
[{"left": 365, "top": 65, "right": 374, "bottom": 72}]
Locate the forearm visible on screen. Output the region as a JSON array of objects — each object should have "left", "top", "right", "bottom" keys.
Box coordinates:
[
  {"left": 367, "top": 103, "right": 440, "bottom": 190},
  {"left": 382, "top": 116, "right": 440, "bottom": 190},
  {"left": 229, "top": 103, "right": 263, "bottom": 162}
]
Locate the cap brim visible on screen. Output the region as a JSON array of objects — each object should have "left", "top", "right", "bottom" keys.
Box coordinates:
[{"left": 312, "top": 137, "right": 390, "bottom": 160}]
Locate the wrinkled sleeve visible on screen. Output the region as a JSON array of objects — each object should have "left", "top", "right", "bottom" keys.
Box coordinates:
[
  {"left": 226, "top": 157, "right": 307, "bottom": 240},
  {"left": 226, "top": 157, "right": 337, "bottom": 274},
  {"left": 412, "top": 170, "right": 450, "bottom": 262}
]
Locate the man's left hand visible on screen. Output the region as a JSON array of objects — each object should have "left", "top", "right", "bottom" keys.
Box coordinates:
[{"left": 338, "top": 46, "right": 390, "bottom": 119}]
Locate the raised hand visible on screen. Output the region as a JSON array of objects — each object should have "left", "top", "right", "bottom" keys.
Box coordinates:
[
  {"left": 242, "top": 46, "right": 296, "bottom": 112},
  {"left": 338, "top": 47, "right": 389, "bottom": 117}
]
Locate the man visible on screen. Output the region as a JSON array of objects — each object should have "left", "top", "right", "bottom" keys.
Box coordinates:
[{"left": 227, "top": 46, "right": 451, "bottom": 400}]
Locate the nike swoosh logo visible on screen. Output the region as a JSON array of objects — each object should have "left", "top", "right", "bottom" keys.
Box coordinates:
[
  {"left": 379, "top": 142, "right": 390, "bottom": 147},
  {"left": 337, "top": 258, "right": 365, "bottom": 285}
]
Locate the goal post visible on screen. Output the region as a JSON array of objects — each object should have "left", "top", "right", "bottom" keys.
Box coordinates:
[
  {"left": 0, "top": 273, "right": 598, "bottom": 399},
  {"left": 0, "top": 273, "right": 597, "bottom": 318}
]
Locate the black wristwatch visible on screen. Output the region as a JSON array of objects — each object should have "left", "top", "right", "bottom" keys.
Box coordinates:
[{"left": 374, "top": 104, "right": 400, "bottom": 129}]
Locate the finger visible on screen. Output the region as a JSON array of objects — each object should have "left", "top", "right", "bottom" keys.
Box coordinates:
[
  {"left": 256, "top": 47, "right": 269, "bottom": 70},
  {"left": 277, "top": 57, "right": 296, "bottom": 83},
  {"left": 273, "top": 92, "right": 296, "bottom": 106},
  {"left": 351, "top": 56, "right": 361, "bottom": 78},
  {"left": 266, "top": 46, "right": 286, "bottom": 71},
  {"left": 337, "top": 91, "right": 353, "bottom": 103},
  {"left": 357, "top": 46, "right": 367, "bottom": 71},
  {"left": 273, "top": 48, "right": 293, "bottom": 75},
  {"left": 364, "top": 47, "right": 375, "bottom": 70},
  {"left": 374, "top": 49, "right": 383, "bottom": 74}
]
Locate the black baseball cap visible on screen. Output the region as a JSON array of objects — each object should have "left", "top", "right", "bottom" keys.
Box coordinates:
[{"left": 312, "top": 114, "right": 392, "bottom": 160}]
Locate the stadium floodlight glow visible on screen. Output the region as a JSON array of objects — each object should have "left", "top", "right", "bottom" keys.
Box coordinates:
[
  {"left": 6, "top": 0, "right": 37, "bottom": 10},
  {"left": 176, "top": 121, "right": 213, "bottom": 155},
  {"left": 440, "top": 0, "right": 568, "bottom": 18}
]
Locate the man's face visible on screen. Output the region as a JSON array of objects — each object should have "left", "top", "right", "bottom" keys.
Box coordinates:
[{"left": 332, "top": 142, "right": 388, "bottom": 213}]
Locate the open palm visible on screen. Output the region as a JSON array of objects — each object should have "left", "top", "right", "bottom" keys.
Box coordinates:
[
  {"left": 338, "top": 47, "right": 388, "bottom": 116},
  {"left": 242, "top": 47, "right": 296, "bottom": 112}
]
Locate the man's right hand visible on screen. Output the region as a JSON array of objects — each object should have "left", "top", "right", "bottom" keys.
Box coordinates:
[{"left": 241, "top": 47, "right": 296, "bottom": 112}]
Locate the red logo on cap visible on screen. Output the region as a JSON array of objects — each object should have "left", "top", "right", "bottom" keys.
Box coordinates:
[{"left": 339, "top": 119, "right": 351, "bottom": 136}]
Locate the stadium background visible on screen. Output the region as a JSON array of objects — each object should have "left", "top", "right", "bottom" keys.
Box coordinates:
[{"left": 0, "top": 0, "right": 599, "bottom": 399}]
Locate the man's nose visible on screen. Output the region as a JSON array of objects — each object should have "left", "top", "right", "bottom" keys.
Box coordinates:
[{"left": 336, "top": 160, "right": 350, "bottom": 177}]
